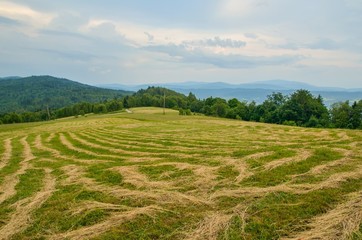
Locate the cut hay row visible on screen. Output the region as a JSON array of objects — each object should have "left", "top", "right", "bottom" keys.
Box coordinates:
[{"left": 0, "top": 108, "right": 361, "bottom": 239}]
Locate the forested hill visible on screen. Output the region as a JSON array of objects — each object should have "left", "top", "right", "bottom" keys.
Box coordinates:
[{"left": 0, "top": 76, "right": 132, "bottom": 113}]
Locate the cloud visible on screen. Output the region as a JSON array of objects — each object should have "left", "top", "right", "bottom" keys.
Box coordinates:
[
  {"left": 184, "top": 36, "right": 246, "bottom": 48},
  {"left": 0, "top": 16, "right": 20, "bottom": 25},
  {"left": 1, "top": 1, "right": 362, "bottom": 88},
  {"left": 277, "top": 38, "right": 341, "bottom": 51},
  {"left": 35, "top": 48, "right": 95, "bottom": 62},
  {"left": 307, "top": 38, "right": 341, "bottom": 50},
  {"left": 0, "top": 1, "right": 55, "bottom": 28},
  {"left": 144, "top": 32, "right": 154, "bottom": 42},
  {"left": 143, "top": 43, "right": 302, "bottom": 69},
  {"left": 40, "top": 29, "right": 90, "bottom": 41},
  {"left": 244, "top": 33, "right": 258, "bottom": 39}
]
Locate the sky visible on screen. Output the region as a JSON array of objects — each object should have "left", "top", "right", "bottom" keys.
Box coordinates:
[{"left": 0, "top": 0, "right": 362, "bottom": 88}]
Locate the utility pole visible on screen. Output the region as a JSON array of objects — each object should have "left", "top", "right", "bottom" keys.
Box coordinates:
[
  {"left": 46, "top": 105, "right": 51, "bottom": 120},
  {"left": 163, "top": 90, "right": 166, "bottom": 115}
]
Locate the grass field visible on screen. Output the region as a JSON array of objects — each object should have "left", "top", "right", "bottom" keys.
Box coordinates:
[{"left": 0, "top": 107, "right": 361, "bottom": 239}]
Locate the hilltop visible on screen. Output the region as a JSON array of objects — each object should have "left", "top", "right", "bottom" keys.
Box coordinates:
[{"left": 0, "top": 76, "right": 132, "bottom": 114}]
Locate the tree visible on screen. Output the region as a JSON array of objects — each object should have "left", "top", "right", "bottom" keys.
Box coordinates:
[
  {"left": 260, "top": 92, "right": 287, "bottom": 124},
  {"left": 350, "top": 101, "right": 362, "bottom": 129},
  {"left": 330, "top": 101, "right": 351, "bottom": 128},
  {"left": 281, "top": 89, "right": 329, "bottom": 126},
  {"left": 94, "top": 104, "right": 107, "bottom": 114},
  {"left": 228, "top": 98, "right": 240, "bottom": 108},
  {"left": 210, "top": 98, "right": 229, "bottom": 117}
]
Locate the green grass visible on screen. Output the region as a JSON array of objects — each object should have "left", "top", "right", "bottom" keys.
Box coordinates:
[
  {"left": 238, "top": 178, "right": 362, "bottom": 239},
  {"left": 0, "top": 168, "right": 45, "bottom": 228},
  {"left": 0, "top": 137, "right": 23, "bottom": 184},
  {"left": 243, "top": 148, "right": 343, "bottom": 187},
  {"left": 217, "top": 165, "right": 239, "bottom": 180},
  {"left": 0, "top": 107, "right": 361, "bottom": 239},
  {"left": 139, "top": 165, "right": 193, "bottom": 181},
  {"left": 15, "top": 184, "right": 114, "bottom": 236}
]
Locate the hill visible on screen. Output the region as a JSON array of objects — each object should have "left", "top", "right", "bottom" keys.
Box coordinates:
[
  {"left": 0, "top": 108, "right": 361, "bottom": 239},
  {"left": 0, "top": 76, "right": 132, "bottom": 114}
]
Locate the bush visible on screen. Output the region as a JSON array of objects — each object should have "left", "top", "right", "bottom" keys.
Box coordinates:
[{"left": 283, "top": 120, "right": 297, "bottom": 126}]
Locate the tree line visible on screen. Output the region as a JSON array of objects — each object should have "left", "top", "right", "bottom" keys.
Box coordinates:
[{"left": 0, "top": 87, "right": 361, "bottom": 129}]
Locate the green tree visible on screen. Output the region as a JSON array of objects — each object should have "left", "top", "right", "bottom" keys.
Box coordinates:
[
  {"left": 350, "top": 101, "right": 362, "bottom": 129},
  {"left": 330, "top": 101, "right": 351, "bottom": 128},
  {"left": 281, "top": 90, "right": 329, "bottom": 126}
]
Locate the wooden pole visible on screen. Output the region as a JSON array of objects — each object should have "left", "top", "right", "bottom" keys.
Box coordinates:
[
  {"left": 163, "top": 90, "right": 166, "bottom": 115},
  {"left": 46, "top": 105, "right": 51, "bottom": 120}
]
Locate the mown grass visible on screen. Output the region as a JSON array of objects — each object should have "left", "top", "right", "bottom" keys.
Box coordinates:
[
  {"left": 139, "top": 165, "right": 194, "bottom": 181},
  {"left": 237, "top": 178, "right": 362, "bottom": 239},
  {"left": 15, "top": 184, "right": 114, "bottom": 236},
  {"left": 0, "top": 137, "right": 23, "bottom": 184},
  {"left": 0, "top": 168, "right": 45, "bottom": 228},
  {"left": 0, "top": 107, "right": 361, "bottom": 239},
  {"left": 243, "top": 148, "right": 343, "bottom": 187}
]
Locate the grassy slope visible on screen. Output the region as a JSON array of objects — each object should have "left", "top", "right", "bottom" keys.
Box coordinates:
[{"left": 0, "top": 107, "right": 361, "bottom": 239}]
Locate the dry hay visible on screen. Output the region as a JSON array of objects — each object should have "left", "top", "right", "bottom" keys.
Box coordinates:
[
  {"left": 0, "top": 168, "right": 56, "bottom": 239},
  {"left": 34, "top": 135, "right": 65, "bottom": 159},
  {"left": 284, "top": 190, "right": 362, "bottom": 240},
  {"left": 50, "top": 205, "right": 164, "bottom": 240},
  {"left": 0, "top": 111, "right": 361, "bottom": 239},
  {"left": 112, "top": 165, "right": 173, "bottom": 189},
  {"left": 184, "top": 212, "right": 233, "bottom": 240},
  {"left": 70, "top": 200, "right": 132, "bottom": 216},
  {"left": 264, "top": 149, "right": 312, "bottom": 170},
  {"left": 58, "top": 133, "right": 119, "bottom": 159},
  {"left": 60, "top": 165, "right": 211, "bottom": 207},
  {"left": 0, "top": 138, "right": 12, "bottom": 170},
  {"left": 0, "top": 137, "right": 34, "bottom": 204}
]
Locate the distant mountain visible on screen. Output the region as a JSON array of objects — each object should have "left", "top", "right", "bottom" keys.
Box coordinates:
[
  {"left": 0, "top": 76, "right": 22, "bottom": 80},
  {"left": 0, "top": 75, "right": 132, "bottom": 114},
  {"left": 98, "top": 80, "right": 362, "bottom": 107}
]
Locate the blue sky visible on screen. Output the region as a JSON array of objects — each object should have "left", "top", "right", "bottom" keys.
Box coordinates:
[{"left": 0, "top": 0, "right": 361, "bottom": 87}]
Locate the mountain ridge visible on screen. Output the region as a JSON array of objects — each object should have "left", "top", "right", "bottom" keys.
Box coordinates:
[
  {"left": 98, "top": 79, "right": 362, "bottom": 92},
  {"left": 97, "top": 80, "right": 362, "bottom": 107},
  {"left": 0, "top": 75, "right": 132, "bottom": 114}
]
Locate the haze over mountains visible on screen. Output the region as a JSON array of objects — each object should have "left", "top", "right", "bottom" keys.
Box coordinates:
[
  {"left": 1, "top": 75, "right": 361, "bottom": 114},
  {"left": 99, "top": 80, "right": 362, "bottom": 107}
]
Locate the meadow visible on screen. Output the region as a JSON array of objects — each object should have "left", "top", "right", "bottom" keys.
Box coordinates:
[{"left": 0, "top": 107, "right": 361, "bottom": 239}]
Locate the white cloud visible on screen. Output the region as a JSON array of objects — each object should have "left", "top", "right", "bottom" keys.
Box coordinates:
[
  {"left": 218, "top": 0, "right": 252, "bottom": 18},
  {"left": 0, "top": 1, "right": 55, "bottom": 30},
  {"left": 1, "top": 1, "right": 361, "bottom": 88}
]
